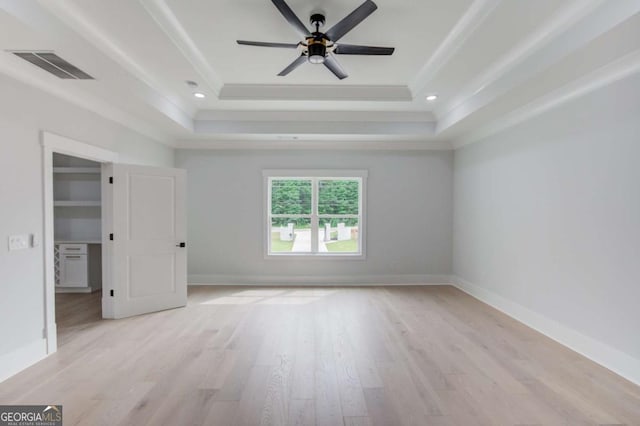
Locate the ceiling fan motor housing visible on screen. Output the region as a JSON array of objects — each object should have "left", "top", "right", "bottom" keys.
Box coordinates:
[{"left": 307, "top": 35, "right": 327, "bottom": 64}]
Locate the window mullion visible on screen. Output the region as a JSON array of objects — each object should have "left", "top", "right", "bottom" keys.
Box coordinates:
[
  {"left": 267, "top": 178, "right": 272, "bottom": 254},
  {"left": 311, "top": 178, "right": 319, "bottom": 253}
]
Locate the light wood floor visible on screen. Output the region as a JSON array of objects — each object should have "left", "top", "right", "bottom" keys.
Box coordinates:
[{"left": 1, "top": 286, "right": 639, "bottom": 425}]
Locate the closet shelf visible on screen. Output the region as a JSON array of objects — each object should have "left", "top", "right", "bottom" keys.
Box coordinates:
[
  {"left": 55, "top": 240, "right": 102, "bottom": 244},
  {"left": 53, "top": 167, "right": 101, "bottom": 174},
  {"left": 54, "top": 200, "right": 101, "bottom": 207}
]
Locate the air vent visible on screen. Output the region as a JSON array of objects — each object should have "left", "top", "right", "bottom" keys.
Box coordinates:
[{"left": 11, "top": 51, "right": 93, "bottom": 80}]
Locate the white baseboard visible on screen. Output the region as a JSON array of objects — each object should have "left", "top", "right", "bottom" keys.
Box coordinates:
[
  {"left": 451, "top": 275, "right": 640, "bottom": 387},
  {"left": 189, "top": 274, "right": 452, "bottom": 286},
  {"left": 0, "top": 338, "right": 48, "bottom": 383},
  {"left": 55, "top": 286, "right": 95, "bottom": 293},
  {"left": 46, "top": 323, "right": 57, "bottom": 354}
]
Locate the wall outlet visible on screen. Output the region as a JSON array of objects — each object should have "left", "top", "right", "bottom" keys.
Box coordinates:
[{"left": 9, "top": 234, "right": 29, "bottom": 251}]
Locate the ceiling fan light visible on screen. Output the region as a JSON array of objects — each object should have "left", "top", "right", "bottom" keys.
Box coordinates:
[
  {"left": 308, "top": 43, "right": 326, "bottom": 64},
  {"left": 309, "top": 55, "right": 325, "bottom": 64}
]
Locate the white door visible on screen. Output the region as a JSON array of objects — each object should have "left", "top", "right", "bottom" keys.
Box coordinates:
[{"left": 103, "top": 164, "right": 187, "bottom": 319}]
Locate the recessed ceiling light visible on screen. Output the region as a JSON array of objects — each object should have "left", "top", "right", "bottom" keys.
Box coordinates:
[
  {"left": 193, "top": 92, "right": 205, "bottom": 98},
  {"left": 426, "top": 94, "right": 438, "bottom": 101}
]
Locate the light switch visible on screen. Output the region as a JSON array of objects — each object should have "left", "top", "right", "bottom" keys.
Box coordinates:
[{"left": 9, "top": 234, "right": 29, "bottom": 251}]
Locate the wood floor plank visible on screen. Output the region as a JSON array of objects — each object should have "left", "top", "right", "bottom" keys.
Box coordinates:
[
  {"left": 0, "top": 286, "right": 637, "bottom": 425},
  {"left": 287, "top": 399, "right": 315, "bottom": 426},
  {"left": 235, "top": 366, "right": 271, "bottom": 426},
  {"left": 203, "top": 400, "right": 239, "bottom": 426},
  {"left": 313, "top": 303, "right": 344, "bottom": 426},
  {"left": 260, "top": 354, "right": 295, "bottom": 425},
  {"left": 328, "top": 301, "right": 368, "bottom": 417},
  {"left": 343, "top": 416, "right": 372, "bottom": 426},
  {"left": 362, "top": 388, "right": 403, "bottom": 426},
  {"left": 290, "top": 312, "right": 316, "bottom": 400}
]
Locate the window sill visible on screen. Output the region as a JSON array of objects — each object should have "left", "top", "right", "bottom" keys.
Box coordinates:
[{"left": 265, "top": 253, "right": 366, "bottom": 260}]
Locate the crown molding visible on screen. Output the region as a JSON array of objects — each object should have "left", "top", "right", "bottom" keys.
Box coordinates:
[
  {"left": 409, "top": 0, "right": 501, "bottom": 96},
  {"left": 176, "top": 139, "right": 452, "bottom": 151},
  {"left": 137, "top": 0, "right": 224, "bottom": 96},
  {"left": 39, "top": 0, "right": 195, "bottom": 131},
  {"left": 0, "top": 53, "right": 174, "bottom": 145},
  {"left": 452, "top": 49, "right": 640, "bottom": 149},
  {"left": 436, "top": 0, "right": 637, "bottom": 133},
  {"left": 194, "top": 118, "right": 435, "bottom": 137},
  {"left": 218, "top": 84, "right": 412, "bottom": 102},
  {"left": 195, "top": 110, "right": 436, "bottom": 123},
  {"left": 439, "top": 0, "right": 603, "bottom": 117}
]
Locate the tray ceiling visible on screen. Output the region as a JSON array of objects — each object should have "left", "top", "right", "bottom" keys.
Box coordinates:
[{"left": 0, "top": 0, "right": 638, "bottom": 148}]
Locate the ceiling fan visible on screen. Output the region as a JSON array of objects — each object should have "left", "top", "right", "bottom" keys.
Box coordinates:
[{"left": 237, "top": 0, "right": 395, "bottom": 80}]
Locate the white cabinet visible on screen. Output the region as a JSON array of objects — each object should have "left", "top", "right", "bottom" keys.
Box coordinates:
[
  {"left": 59, "top": 244, "right": 89, "bottom": 287},
  {"left": 55, "top": 243, "right": 102, "bottom": 292},
  {"left": 60, "top": 252, "right": 88, "bottom": 287}
]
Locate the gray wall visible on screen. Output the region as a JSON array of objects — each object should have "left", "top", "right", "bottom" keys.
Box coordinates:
[
  {"left": 453, "top": 74, "right": 640, "bottom": 362},
  {"left": 0, "top": 73, "right": 173, "bottom": 365},
  {"left": 176, "top": 149, "right": 453, "bottom": 284}
]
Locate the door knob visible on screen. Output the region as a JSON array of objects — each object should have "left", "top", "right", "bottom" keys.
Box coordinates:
[{"left": 177, "top": 242, "right": 186, "bottom": 248}]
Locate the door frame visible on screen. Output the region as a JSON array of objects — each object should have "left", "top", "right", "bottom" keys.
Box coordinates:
[{"left": 41, "top": 132, "right": 118, "bottom": 354}]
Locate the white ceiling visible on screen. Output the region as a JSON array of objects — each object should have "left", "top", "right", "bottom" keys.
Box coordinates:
[
  {"left": 0, "top": 0, "right": 639, "bottom": 149},
  {"left": 165, "top": 0, "right": 473, "bottom": 86}
]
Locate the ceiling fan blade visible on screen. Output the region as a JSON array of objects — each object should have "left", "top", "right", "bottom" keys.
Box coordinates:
[
  {"left": 325, "top": 0, "right": 377, "bottom": 42},
  {"left": 334, "top": 44, "right": 394, "bottom": 55},
  {"left": 324, "top": 54, "right": 348, "bottom": 80},
  {"left": 237, "top": 40, "right": 299, "bottom": 49},
  {"left": 271, "top": 0, "right": 310, "bottom": 38},
  {"left": 278, "top": 54, "right": 307, "bottom": 76}
]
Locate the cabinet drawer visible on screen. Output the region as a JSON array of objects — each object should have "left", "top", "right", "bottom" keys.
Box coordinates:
[
  {"left": 59, "top": 243, "right": 88, "bottom": 255},
  {"left": 60, "top": 254, "right": 88, "bottom": 287}
]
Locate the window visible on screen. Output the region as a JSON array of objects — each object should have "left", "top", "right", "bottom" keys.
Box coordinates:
[{"left": 264, "top": 170, "right": 367, "bottom": 257}]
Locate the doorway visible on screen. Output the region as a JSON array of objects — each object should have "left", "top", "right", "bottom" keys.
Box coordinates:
[
  {"left": 52, "top": 153, "right": 104, "bottom": 347},
  {"left": 42, "top": 132, "right": 118, "bottom": 354}
]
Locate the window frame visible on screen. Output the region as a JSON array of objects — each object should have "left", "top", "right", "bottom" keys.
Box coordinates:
[{"left": 263, "top": 169, "right": 367, "bottom": 259}]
